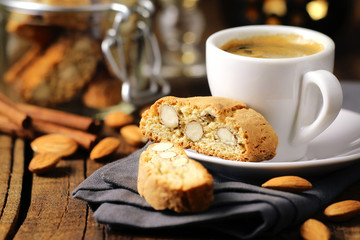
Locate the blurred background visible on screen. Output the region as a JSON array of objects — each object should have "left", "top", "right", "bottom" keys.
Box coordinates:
[
  {"left": 1, "top": 0, "right": 358, "bottom": 112},
  {"left": 153, "top": 0, "right": 360, "bottom": 82}
]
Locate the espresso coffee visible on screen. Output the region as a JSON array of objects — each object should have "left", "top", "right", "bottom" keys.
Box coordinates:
[{"left": 221, "top": 34, "right": 324, "bottom": 58}]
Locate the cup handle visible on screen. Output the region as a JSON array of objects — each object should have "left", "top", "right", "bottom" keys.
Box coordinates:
[{"left": 291, "top": 70, "right": 343, "bottom": 145}]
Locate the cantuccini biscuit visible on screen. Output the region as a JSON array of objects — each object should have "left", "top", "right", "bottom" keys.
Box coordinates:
[
  {"left": 40, "top": 0, "right": 92, "bottom": 31},
  {"left": 5, "top": 34, "right": 101, "bottom": 106},
  {"left": 140, "top": 96, "right": 278, "bottom": 162},
  {"left": 137, "top": 142, "right": 214, "bottom": 213},
  {"left": 82, "top": 67, "right": 122, "bottom": 109},
  {"left": 6, "top": 0, "right": 92, "bottom": 37},
  {"left": 6, "top": 13, "right": 60, "bottom": 45}
]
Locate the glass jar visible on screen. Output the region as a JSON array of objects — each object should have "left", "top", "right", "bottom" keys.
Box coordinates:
[{"left": 0, "top": 0, "right": 169, "bottom": 115}]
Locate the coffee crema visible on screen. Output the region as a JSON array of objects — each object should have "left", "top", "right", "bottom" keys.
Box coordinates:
[{"left": 220, "top": 34, "right": 324, "bottom": 59}]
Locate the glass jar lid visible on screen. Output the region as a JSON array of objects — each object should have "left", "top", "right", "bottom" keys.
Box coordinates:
[{"left": 0, "top": 0, "right": 128, "bottom": 13}]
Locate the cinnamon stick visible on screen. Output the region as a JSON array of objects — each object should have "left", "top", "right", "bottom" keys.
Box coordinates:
[
  {"left": 32, "top": 119, "right": 98, "bottom": 150},
  {"left": 0, "top": 93, "right": 31, "bottom": 128},
  {"left": 17, "top": 103, "right": 102, "bottom": 133},
  {"left": 0, "top": 115, "right": 34, "bottom": 139}
]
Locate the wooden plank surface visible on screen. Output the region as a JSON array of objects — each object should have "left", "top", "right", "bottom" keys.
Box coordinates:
[
  {"left": 0, "top": 135, "right": 13, "bottom": 240},
  {"left": 0, "top": 136, "right": 12, "bottom": 212},
  {"left": 13, "top": 154, "right": 87, "bottom": 239},
  {"left": 0, "top": 136, "right": 24, "bottom": 240}
]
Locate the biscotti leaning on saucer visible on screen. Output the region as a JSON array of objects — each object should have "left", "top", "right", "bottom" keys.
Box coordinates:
[
  {"left": 140, "top": 96, "right": 278, "bottom": 162},
  {"left": 137, "top": 142, "right": 214, "bottom": 213}
]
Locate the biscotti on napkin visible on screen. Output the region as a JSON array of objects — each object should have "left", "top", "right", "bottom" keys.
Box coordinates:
[
  {"left": 140, "top": 96, "right": 278, "bottom": 162},
  {"left": 137, "top": 142, "right": 214, "bottom": 213}
]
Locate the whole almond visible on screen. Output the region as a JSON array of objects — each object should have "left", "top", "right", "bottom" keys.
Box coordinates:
[
  {"left": 120, "top": 125, "right": 148, "bottom": 147},
  {"left": 324, "top": 200, "right": 360, "bottom": 222},
  {"left": 300, "top": 218, "right": 330, "bottom": 240},
  {"left": 90, "top": 137, "right": 121, "bottom": 160},
  {"left": 31, "top": 134, "right": 78, "bottom": 157},
  {"left": 261, "top": 175, "right": 312, "bottom": 193},
  {"left": 28, "top": 152, "right": 62, "bottom": 174},
  {"left": 104, "top": 111, "right": 134, "bottom": 128}
]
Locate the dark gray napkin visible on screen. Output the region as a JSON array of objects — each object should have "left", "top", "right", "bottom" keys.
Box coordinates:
[{"left": 72, "top": 142, "right": 360, "bottom": 239}]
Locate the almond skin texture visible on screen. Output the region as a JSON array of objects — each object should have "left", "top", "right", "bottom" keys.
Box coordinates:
[
  {"left": 104, "top": 111, "right": 134, "bottom": 128},
  {"left": 300, "top": 218, "right": 331, "bottom": 240},
  {"left": 30, "top": 134, "right": 78, "bottom": 157},
  {"left": 28, "top": 152, "right": 62, "bottom": 174},
  {"left": 120, "top": 125, "right": 148, "bottom": 147},
  {"left": 261, "top": 176, "right": 312, "bottom": 193},
  {"left": 90, "top": 137, "right": 121, "bottom": 160},
  {"left": 324, "top": 200, "right": 360, "bottom": 222}
]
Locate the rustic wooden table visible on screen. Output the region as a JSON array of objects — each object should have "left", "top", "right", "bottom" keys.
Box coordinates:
[{"left": 0, "top": 78, "right": 360, "bottom": 240}]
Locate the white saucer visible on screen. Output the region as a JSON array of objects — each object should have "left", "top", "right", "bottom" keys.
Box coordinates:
[{"left": 185, "top": 109, "right": 360, "bottom": 178}]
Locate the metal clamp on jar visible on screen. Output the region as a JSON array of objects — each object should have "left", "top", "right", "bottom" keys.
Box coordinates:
[
  {"left": 102, "top": 0, "right": 170, "bottom": 106},
  {"left": 0, "top": 0, "right": 169, "bottom": 111}
]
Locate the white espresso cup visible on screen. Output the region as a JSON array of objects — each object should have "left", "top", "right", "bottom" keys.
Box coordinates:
[{"left": 206, "top": 25, "right": 343, "bottom": 162}]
